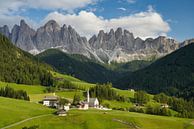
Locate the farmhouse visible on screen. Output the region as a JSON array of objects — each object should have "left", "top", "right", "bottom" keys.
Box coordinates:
[{"left": 43, "top": 96, "right": 58, "bottom": 107}]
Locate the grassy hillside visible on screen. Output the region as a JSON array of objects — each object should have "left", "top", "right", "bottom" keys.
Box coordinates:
[
  {"left": 51, "top": 71, "right": 95, "bottom": 90},
  {"left": 0, "top": 81, "right": 46, "bottom": 94},
  {"left": 0, "top": 97, "right": 54, "bottom": 128},
  {"left": 0, "top": 34, "right": 53, "bottom": 86},
  {"left": 7, "top": 109, "right": 194, "bottom": 129},
  {"left": 115, "top": 43, "right": 194, "bottom": 99}
]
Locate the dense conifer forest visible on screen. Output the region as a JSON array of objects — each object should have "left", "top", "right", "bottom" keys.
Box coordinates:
[{"left": 0, "top": 34, "right": 53, "bottom": 86}]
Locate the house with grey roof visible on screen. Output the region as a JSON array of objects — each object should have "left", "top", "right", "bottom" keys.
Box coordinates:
[{"left": 43, "top": 96, "right": 58, "bottom": 107}]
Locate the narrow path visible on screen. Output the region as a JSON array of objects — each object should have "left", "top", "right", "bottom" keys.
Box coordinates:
[{"left": 1, "top": 114, "right": 52, "bottom": 129}]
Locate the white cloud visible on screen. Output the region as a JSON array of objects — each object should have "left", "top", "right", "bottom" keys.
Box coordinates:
[
  {"left": 42, "top": 8, "right": 170, "bottom": 39},
  {"left": 117, "top": 7, "right": 127, "bottom": 11},
  {"left": 118, "top": 0, "right": 136, "bottom": 4},
  {"left": 0, "top": 0, "right": 97, "bottom": 13},
  {"left": 127, "top": 0, "right": 136, "bottom": 3},
  {"left": 0, "top": 0, "right": 98, "bottom": 29}
]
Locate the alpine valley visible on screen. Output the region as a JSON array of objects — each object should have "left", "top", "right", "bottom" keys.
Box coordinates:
[{"left": 0, "top": 20, "right": 194, "bottom": 129}]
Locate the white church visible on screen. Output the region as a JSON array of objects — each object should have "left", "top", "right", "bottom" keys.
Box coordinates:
[{"left": 78, "top": 89, "right": 99, "bottom": 110}]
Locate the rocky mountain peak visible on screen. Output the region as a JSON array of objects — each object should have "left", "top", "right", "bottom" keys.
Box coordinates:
[
  {"left": 0, "top": 20, "right": 193, "bottom": 63},
  {"left": 44, "top": 20, "right": 60, "bottom": 32},
  {"left": 109, "top": 29, "right": 114, "bottom": 35},
  {"left": 0, "top": 25, "right": 10, "bottom": 38},
  {"left": 20, "top": 20, "right": 27, "bottom": 27}
]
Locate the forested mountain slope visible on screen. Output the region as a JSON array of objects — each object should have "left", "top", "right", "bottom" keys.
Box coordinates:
[
  {"left": 0, "top": 34, "right": 53, "bottom": 86},
  {"left": 115, "top": 43, "right": 194, "bottom": 99}
]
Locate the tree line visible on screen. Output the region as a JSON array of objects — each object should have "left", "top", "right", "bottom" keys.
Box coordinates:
[
  {"left": 89, "top": 83, "right": 126, "bottom": 102},
  {"left": 154, "top": 93, "right": 194, "bottom": 118},
  {"left": 0, "top": 86, "right": 30, "bottom": 101}
]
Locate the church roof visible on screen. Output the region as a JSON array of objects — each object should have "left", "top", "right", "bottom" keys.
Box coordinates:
[{"left": 89, "top": 98, "right": 98, "bottom": 103}]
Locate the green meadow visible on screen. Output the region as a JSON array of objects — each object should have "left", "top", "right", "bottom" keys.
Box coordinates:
[
  {"left": 0, "top": 81, "right": 46, "bottom": 94},
  {"left": 5, "top": 109, "right": 194, "bottom": 129},
  {"left": 0, "top": 97, "right": 54, "bottom": 128}
]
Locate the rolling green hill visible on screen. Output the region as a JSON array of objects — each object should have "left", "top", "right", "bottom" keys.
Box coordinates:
[
  {"left": 0, "top": 97, "right": 54, "bottom": 128},
  {"left": 0, "top": 34, "right": 53, "bottom": 86},
  {"left": 4, "top": 109, "right": 194, "bottom": 129},
  {"left": 115, "top": 43, "right": 194, "bottom": 99}
]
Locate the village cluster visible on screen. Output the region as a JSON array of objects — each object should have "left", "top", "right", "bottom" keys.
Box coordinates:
[{"left": 42, "top": 90, "right": 111, "bottom": 116}]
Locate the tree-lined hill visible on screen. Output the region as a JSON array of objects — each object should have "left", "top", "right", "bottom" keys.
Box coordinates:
[
  {"left": 0, "top": 34, "right": 53, "bottom": 86},
  {"left": 115, "top": 43, "right": 194, "bottom": 99},
  {"left": 37, "top": 49, "right": 123, "bottom": 83},
  {"left": 37, "top": 49, "right": 151, "bottom": 83}
]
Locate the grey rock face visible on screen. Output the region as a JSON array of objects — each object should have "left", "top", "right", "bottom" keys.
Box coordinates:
[
  {"left": 0, "top": 25, "right": 10, "bottom": 38},
  {"left": 15, "top": 20, "right": 36, "bottom": 51},
  {"left": 89, "top": 28, "right": 190, "bottom": 63},
  {"left": 0, "top": 20, "right": 193, "bottom": 63},
  {"left": 0, "top": 20, "right": 93, "bottom": 58}
]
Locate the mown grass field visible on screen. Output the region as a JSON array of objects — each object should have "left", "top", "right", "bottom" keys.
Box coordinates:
[
  {"left": 51, "top": 71, "right": 82, "bottom": 82},
  {"left": 101, "top": 100, "right": 133, "bottom": 109},
  {"left": 0, "top": 81, "right": 46, "bottom": 94},
  {"left": 56, "top": 90, "right": 84, "bottom": 100},
  {"left": 7, "top": 109, "right": 194, "bottom": 129},
  {"left": 0, "top": 97, "right": 55, "bottom": 128},
  {"left": 52, "top": 71, "right": 95, "bottom": 90}
]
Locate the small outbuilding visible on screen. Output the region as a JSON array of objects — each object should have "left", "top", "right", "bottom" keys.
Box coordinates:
[{"left": 78, "top": 102, "right": 89, "bottom": 110}]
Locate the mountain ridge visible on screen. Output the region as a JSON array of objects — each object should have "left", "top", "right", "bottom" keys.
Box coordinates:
[{"left": 0, "top": 20, "right": 194, "bottom": 63}]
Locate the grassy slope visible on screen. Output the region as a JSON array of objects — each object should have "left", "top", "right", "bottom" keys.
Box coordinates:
[
  {"left": 52, "top": 71, "right": 95, "bottom": 90},
  {"left": 0, "top": 81, "right": 46, "bottom": 94},
  {"left": 8, "top": 110, "right": 194, "bottom": 129},
  {"left": 0, "top": 97, "right": 54, "bottom": 128},
  {"left": 0, "top": 74, "right": 193, "bottom": 129}
]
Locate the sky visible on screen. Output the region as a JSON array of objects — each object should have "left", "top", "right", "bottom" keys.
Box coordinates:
[{"left": 0, "top": 0, "right": 193, "bottom": 41}]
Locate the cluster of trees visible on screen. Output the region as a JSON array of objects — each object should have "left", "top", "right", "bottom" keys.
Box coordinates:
[
  {"left": 129, "top": 105, "right": 171, "bottom": 116},
  {"left": 146, "top": 105, "right": 171, "bottom": 116},
  {"left": 59, "top": 98, "right": 69, "bottom": 106},
  {"left": 0, "top": 86, "right": 30, "bottom": 101},
  {"left": 0, "top": 34, "right": 53, "bottom": 86},
  {"left": 72, "top": 94, "right": 81, "bottom": 105},
  {"left": 154, "top": 93, "right": 194, "bottom": 118},
  {"left": 57, "top": 80, "right": 77, "bottom": 90},
  {"left": 134, "top": 91, "right": 150, "bottom": 105},
  {"left": 89, "top": 83, "right": 125, "bottom": 102}
]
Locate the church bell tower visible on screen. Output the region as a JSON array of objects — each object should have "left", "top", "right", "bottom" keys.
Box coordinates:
[{"left": 87, "top": 89, "right": 90, "bottom": 103}]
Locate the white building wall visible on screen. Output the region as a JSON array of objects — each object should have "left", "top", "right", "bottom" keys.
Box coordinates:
[{"left": 43, "top": 101, "right": 50, "bottom": 106}]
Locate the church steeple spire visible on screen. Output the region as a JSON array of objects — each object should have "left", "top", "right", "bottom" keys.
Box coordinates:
[{"left": 87, "top": 89, "right": 90, "bottom": 103}]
